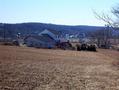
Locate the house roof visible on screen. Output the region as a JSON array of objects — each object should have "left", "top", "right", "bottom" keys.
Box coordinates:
[
  {"left": 24, "top": 34, "right": 55, "bottom": 43},
  {"left": 45, "top": 29, "right": 61, "bottom": 35}
]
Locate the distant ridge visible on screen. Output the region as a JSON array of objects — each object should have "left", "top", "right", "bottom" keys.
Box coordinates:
[{"left": 0, "top": 22, "right": 110, "bottom": 38}]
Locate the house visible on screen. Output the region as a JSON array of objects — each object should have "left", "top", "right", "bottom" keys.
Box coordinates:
[
  {"left": 59, "top": 34, "right": 80, "bottom": 43},
  {"left": 68, "top": 38, "right": 80, "bottom": 43},
  {"left": 24, "top": 29, "right": 61, "bottom": 48},
  {"left": 81, "top": 37, "right": 98, "bottom": 44}
]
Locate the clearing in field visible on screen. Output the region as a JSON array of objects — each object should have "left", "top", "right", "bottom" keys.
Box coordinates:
[{"left": 0, "top": 45, "right": 119, "bottom": 90}]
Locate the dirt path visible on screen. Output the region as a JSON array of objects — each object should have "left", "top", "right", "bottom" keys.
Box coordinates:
[{"left": 0, "top": 45, "right": 119, "bottom": 90}]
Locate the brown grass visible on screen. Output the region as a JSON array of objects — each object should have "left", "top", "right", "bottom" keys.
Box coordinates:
[{"left": 0, "top": 45, "right": 119, "bottom": 90}]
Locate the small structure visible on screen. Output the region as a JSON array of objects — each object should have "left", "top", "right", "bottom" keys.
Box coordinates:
[
  {"left": 68, "top": 38, "right": 80, "bottom": 43},
  {"left": 64, "top": 34, "right": 80, "bottom": 43}
]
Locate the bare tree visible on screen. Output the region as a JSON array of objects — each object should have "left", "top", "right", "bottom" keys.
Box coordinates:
[
  {"left": 93, "top": 5, "right": 119, "bottom": 48},
  {"left": 93, "top": 11, "right": 113, "bottom": 26},
  {"left": 93, "top": 5, "right": 119, "bottom": 27},
  {"left": 112, "top": 6, "right": 119, "bottom": 27}
]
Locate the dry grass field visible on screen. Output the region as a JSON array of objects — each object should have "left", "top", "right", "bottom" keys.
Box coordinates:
[{"left": 0, "top": 45, "right": 119, "bottom": 90}]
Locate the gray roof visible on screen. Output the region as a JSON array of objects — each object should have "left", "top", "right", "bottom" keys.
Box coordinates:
[
  {"left": 46, "top": 29, "right": 61, "bottom": 35},
  {"left": 25, "top": 34, "right": 55, "bottom": 43}
]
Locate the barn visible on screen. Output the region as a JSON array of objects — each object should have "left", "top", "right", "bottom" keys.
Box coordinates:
[
  {"left": 24, "top": 34, "right": 56, "bottom": 48},
  {"left": 24, "top": 29, "right": 61, "bottom": 48}
]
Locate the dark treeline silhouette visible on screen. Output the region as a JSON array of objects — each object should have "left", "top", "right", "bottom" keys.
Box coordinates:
[{"left": 0, "top": 23, "right": 106, "bottom": 38}]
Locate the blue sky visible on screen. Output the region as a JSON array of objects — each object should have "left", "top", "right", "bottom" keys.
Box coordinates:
[{"left": 0, "top": 0, "right": 118, "bottom": 26}]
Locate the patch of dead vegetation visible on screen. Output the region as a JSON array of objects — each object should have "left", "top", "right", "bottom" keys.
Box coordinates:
[{"left": 0, "top": 45, "right": 119, "bottom": 90}]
